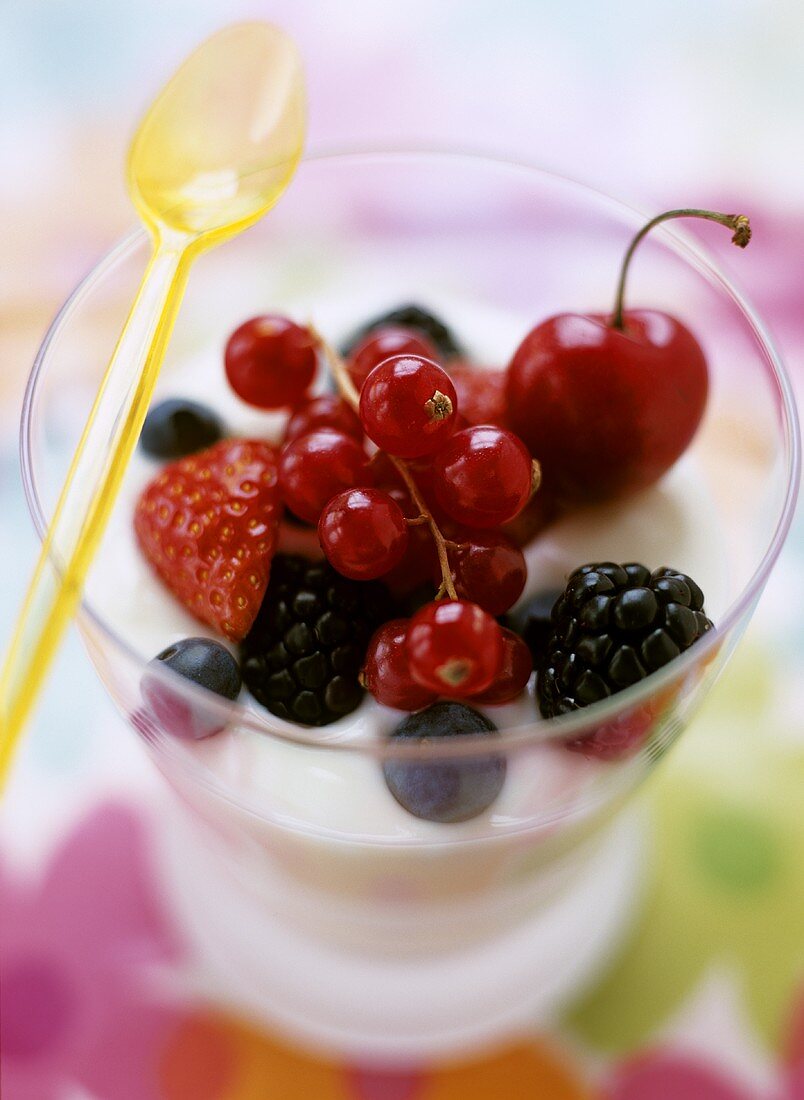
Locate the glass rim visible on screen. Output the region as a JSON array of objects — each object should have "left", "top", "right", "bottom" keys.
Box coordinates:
[{"left": 19, "top": 147, "right": 801, "bottom": 766}]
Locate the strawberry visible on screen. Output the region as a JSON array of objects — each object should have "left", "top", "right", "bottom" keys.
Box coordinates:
[{"left": 134, "top": 439, "right": 281, "bottom": 641}]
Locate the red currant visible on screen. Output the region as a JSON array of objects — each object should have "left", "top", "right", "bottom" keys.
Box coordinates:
[
  {"left": 347, "top": 325, "right": 440, "bottom": 392},
  {"left": 432, "top": 426, "right": 533, "bottom": 528},
  {"left": 278, "top": 429, "right": 371, "bottom": 524},
  {"left": 407, "top": 599, "right": 503, "bottom": 697},
  {"left": 447, "top": 531, "right": 527, "bottom": 615},
  {"left": 225, "top": 315, "right": 318, "bottom": 409},
  {"left": 318, "top": 488, "right": 409, "bottom": 580},
  {"left": 472, "top": 629, "right": 532, "bottom": 705},
  {"left": 359, "top": 356, "right": 458, "bottom": 459},
  {"left": 362, "top": 620, "right": 439, "bottom": 710},
  {"left": 450, "top": 364, "right": 509, "bottom": 427},
  {"left": 285, "top": 394, "right": 363, "bottom": 443}
]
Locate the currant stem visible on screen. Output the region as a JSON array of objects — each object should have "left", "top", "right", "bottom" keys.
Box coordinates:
[
  {"left": 611, "top": 208, "right": 751, "bottom": 330},
  {"left": 314, "top": 329, "right": 459, "bottom": 601}
]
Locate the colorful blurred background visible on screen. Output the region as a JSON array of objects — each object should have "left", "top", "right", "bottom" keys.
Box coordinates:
[{"left": 1, "top": 2, "right": 804, "bottom": 1097}]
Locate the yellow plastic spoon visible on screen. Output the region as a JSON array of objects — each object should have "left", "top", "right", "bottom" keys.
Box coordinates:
[{"left": 0, "top": 22, "right": 305, "bottom": 783}]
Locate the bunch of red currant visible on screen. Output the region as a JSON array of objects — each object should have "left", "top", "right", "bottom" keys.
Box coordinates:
[{"left": 225, "top": 316, "right": 539, "bottom": 710}]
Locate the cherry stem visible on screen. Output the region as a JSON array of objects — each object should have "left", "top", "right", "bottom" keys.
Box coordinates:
[
  {"left": 313, "top": 329, "right": 459, "bottom": 601},
  {"left": 611, "top": 208, "right": 751, "bottom": 330}
]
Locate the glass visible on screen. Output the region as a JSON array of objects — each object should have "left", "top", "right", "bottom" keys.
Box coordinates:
[{"left": 21, "top": 153, "right": 800, "bottom": 1056}]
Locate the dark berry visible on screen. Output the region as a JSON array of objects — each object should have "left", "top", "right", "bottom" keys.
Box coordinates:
[
  {"left": 139, "top": 399, "right": 224, "bottom": 460},
  {"left": 240, "top": 554, "right": 394, "bottom": 726},
  {"left": 382, "top": 702, "right": 506, "bottom": 823},
  {"left": 508, "top": 588, "right": 565, "bottom": 666},
  {"left": 340, "top": 303, "right": 463, "bottom": 361},
  {"left": 537, "top": 563, "right": 713, "bottom": 719},
  {"left": 142, "top": 637, "right": 241, "bottom": 739}
]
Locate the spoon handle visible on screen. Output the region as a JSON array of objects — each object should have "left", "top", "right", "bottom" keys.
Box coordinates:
[{"left": 0, "top": 239, "right": 193, "bottom": 781}]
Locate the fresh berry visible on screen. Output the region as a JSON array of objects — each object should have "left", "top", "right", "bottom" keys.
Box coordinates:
[
  {"left": 472, "top": 629, "right": 533, "bottom": 705},
  {"left": 509, "top": 587, "right": 565, "bottom": 665},
  {"left": 134, "top": 440, "right": 281, "bottom": 641},
  {"left": 319, "top": 488, "right": 409, "bottom": 580},
  {"left": 285, "top": 394, "right": 363, "bottom": 443},
  {"left": 450, "top": 365, "right": 508, "bottom": 427},
  {"left": 407, "top": 599, "right": 503, "bottom": 697},
  {"left": 142, "top": 637, "right": 241, "bottom": 739},
  {"left": 139, "top": 398, "right": 224, "bottom": 460},
  {"left": 341, "top": 303, "right": 462, "bottom": 361},
  {"left": 537, "top": 562, "right": 713, "bottom": 719},
  {"left": 225, "top": 315, "right": 318, "bottom": 409},
  {"left": 382, "top": 702, "right": 506, "bottom": 823},
  {"left": 432, "top": 426, "right": 534, "bottom": 528},
  {"left": 347, "top": 325, "right": 440, "bottom": 392},
  {"left": 447, "top": 531, "right": 527, "bottom": 615},
  {"left": 278, "top": 429, "right": 372, "bottom": 524},
  {"left": 359, "top": 356, "right": 458, "bottom": 459},
  {"left": 241, "top": 554, "right": 394, "bottom": 726},
  {"left": 506, "top": 209, "right": 751, "bottom": 506},
  {"left": 362, "top": 619, "right": 438, "bottom": 711}
]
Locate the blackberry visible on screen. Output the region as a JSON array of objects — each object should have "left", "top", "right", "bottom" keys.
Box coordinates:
[
  {"left": 241, "top": 554, "right": 394, "bottom": 726},
  {"left": 340, "top": 303, "right": 463, "bottom": 361},
  {"left": 537, "top": 563, "right": 713, "bottom": 719}
]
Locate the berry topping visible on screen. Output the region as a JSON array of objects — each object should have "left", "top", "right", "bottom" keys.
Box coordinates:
[
  {"left": 471, "top": 629, "right": 533, "bottom": 705},
  {"left": 278, "top": 429, "right": 372, "bottom": 524},
  {"left": 134, "top": 439, "right": 281, "bottom": 641},
  {"left": 382, "top": 702, "right": 506, "bottom": 823},
  {"left": 142, "top": 637, "right": 241, "bottom": 739},
  {"left": 407, "top": 599, "right": 503, "bottom": 697},
  {"left": 240, "top": 554, "right": 394, "bottom": 726},
  {"left": 347, "top": 325, "right": 440, "bottom": 392},
  {"left": 432, "top": 425, "right": 535, "bottom": 528},
  {"left": 446, "top": 530, "right": 527, "bottom": 615},
  {"left": 359, "top": 355, "right": 458, "bottom": 459},
  {"left": 285, "top": 394, "right": 363, "bottom": 443},
  {"left": 361, "top": 619, "right": 438, "bottom": 711},
  {"left": 450, "top": 365, "right": 509, "bottom": 427},
  {"left": 342, "top": 303, "right": 462, "bottom": 361},
  {"left": 509, "top": 588, "right": 565, "bottom": 666},
  {"left": 225, "top": 315, "right": 318, "bottom": 409},
  {"left": 537, "top": 562, "right": 714, "bottom": 719},
  {"left": 139, "top": 398, "right": 224, "bottom": 460},
  {"left": 319, "top": 488, "right": 409, "bottom": 580}
]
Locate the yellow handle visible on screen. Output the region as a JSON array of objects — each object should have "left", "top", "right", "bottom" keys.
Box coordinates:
[{"left": 0, "top": 237, "right": 193, "bottom": 783}]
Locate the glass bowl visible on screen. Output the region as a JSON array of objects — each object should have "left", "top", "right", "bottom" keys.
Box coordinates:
[{"left": 21, "top": 152, "right": 800, "bottom": 1055}]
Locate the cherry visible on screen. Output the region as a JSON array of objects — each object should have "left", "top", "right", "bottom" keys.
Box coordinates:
[
  {"left": 347, "top": 325, "right": 440, "bottom": 391},
  {"left": 471, "top": 629, "right": 533, "bottom": 705},
  {"left": 407, "top": 599, "right": 503, "bottom": 697},
  {"left": 285, "top": 394, "right": 363, "bottom": 443},
  {"left": 318, "top": 488, "right": 409, "bottom": 580},
  {"left": 362, "top": 619, "right": 439, "bottom": 711},
  {"left": 432, "top": 425, "right": 535, "bottom": 528},
  {"left": 359, "top": 355, "right": 458, "bottom": 459},
  {"left": 225, "top": 315, "right": 318, "bottom": 409},
  {"left": 506, "top": 209, "right": 751, "bottom": 505},
  {"left": 278, "top": 429, "right": 371, "bottom": 523}
]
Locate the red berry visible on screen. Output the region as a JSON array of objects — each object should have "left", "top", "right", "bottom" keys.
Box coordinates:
[
  {"left": 407, "top": 600, "right": 503, "bottom": 697},
  {"left": 347, "top": 325, "right": 440, "bottom": 392},
  {"left": 225, "top": 315, "right": 318, "bottom": 409},
  {"left": 318, "top": 488, "right": 409, "bottom": 580},
  {"left": 279, "top": 429, "right": 371, "bottom": 524},
  {"left": 447, "top": 531, "right": 527, "bottom": 615},
  {"left": 472, "top": 629, "right": 532, "bottom": 704},
  {"left": 134, "top": 439, "right": 281, "bottom": 641},
  {"left": 506, "top": 312, "right": 708, "bottom": 504},
  {"left": 450, "top": 364, "right": 509, "bottom": 427},
  {"left": 285, "top": 394, "right": 363, "bottom": 443},
  {"left": 432, "top": 426, "right": 533, "bottom": 528},
  {"left": 362, "top": 620, "right": 438, "bottom": 710},
  {"left": 359, "top": 356, "right": 458, "bottom": 459}
]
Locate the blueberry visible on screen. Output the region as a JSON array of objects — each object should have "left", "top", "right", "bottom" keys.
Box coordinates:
[
  {"left": 139, "top": 399, "right": 224, "bottom": 459},
  {"left": 508, "top": 588, "right": 564, "bottom": 665},
  {"left": 142, "top": 637, "right": 241, "bottom": 739},
  {"left": 340, "top": 303, "right": 463, "bottom": 361},
  {"left": 382, "top": 702, "right": 506, "bottom": 823}
]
